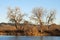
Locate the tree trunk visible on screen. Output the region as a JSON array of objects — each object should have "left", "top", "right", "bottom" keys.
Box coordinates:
[
  {"left": 15, "top": 20, "right": 18, "bottom": 29},
  {"left": 15, "top": 20, "right": 18, "bottom": 36},
  {"left": 40, "top": 22, "right": 43, "bottom": 33}
]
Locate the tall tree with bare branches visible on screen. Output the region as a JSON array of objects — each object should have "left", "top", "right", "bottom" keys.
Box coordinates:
[
  {"left": 7, "top": 7, "right": 24, "bottom": 29},
  {"left": 30, "top": 7, "right": 46, "bottom": 33}
]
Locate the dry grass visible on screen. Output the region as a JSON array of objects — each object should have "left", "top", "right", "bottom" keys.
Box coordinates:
[{"left": 0, "top": 23, "right": 60, "bottom": 36}]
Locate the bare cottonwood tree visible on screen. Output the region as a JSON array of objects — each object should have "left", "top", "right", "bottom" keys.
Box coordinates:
[
  {"left": 46, "top": 10, "right": 56, "bottom": 28},
  {"left": 30, "top": 7, "right": 46, "bottom": 33},
  {"left": 7, "top": 7, "right": 24, "bottom": 29}
]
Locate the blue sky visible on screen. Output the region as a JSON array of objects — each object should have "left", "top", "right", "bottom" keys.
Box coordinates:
[{"left": 0, "top": 0, "right": 60, "bottom": 24}]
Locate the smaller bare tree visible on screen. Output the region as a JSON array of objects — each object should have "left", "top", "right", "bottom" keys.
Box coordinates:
[
  {"left": 7, "top": 7, "right": 24, "bottom": 29},
  {"left": 46, "top": 10, "right": 56, "bottom": 29}
]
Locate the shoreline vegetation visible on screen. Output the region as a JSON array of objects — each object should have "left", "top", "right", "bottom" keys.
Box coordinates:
[{"left": 0, "top": 23, "right": 60, "bottom": 36}]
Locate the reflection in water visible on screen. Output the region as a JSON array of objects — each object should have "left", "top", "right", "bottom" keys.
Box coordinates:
[{"left": 0, "top": 36, "right": 60, "bottom": 40}]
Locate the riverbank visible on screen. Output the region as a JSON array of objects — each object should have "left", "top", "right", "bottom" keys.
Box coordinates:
[{"left": 0, "top": 23, "right": 60, "bottom": 36}]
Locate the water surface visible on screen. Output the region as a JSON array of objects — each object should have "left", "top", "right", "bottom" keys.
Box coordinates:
[{"left": 0, "top": 36, "right": 60, "bottom": 40}]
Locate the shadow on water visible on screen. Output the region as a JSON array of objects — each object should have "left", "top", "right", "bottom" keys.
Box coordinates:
[{"left": 0, "top": 36, "right": 60, "bottom": 40}]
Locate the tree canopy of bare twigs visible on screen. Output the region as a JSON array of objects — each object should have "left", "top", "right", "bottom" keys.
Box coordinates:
[
  {"left": 7, "top": 7, "right": 24, "bottom": 29},
  {"left": 46, "top": 10, "right": 56, "bottom": 25}
]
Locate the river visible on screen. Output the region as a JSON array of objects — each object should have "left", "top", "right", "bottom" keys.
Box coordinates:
[{"left": 0, "top": 36, "right": 60, "bottom": 40}]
